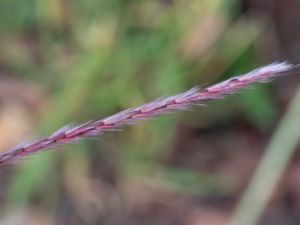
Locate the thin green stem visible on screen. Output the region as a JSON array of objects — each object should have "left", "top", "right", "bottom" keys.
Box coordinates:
[{"left": 229, "top": 86, "right": 300, "bottom": 225}]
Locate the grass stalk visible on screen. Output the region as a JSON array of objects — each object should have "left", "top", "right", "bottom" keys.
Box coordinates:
[{"left": 229, "top": 83, "right": 300, "bottom": 225}]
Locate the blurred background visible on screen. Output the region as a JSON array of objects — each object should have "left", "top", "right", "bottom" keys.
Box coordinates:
[{"left": 0, "top": 0, "right": 300, "bottom": 224}]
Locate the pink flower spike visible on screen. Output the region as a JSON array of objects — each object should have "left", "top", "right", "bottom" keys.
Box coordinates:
[{"left": 0, "top": 62, "right": 296, "bottom": 165}]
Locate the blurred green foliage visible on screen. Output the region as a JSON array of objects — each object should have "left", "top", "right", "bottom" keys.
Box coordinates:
[{"left": 0, "top": 0, "right": 281, "bottom": 221}]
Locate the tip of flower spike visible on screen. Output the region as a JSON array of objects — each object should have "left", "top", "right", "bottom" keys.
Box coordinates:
[
  {"left": 260, "top": 62, "right": 295, "bottom": 74},
  {"left": 238, "top": 62, "right": 296, "bottom": 83}
]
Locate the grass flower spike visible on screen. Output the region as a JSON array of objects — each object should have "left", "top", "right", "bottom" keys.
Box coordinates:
[{"left": 0, "top": 62, "right": 295, "bottom": 165}]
